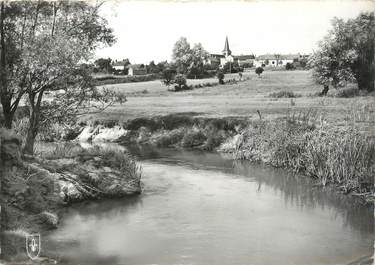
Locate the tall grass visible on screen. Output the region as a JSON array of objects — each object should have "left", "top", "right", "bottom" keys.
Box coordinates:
[{"left": 229, "top": 111, "right": 375, "bottom": 193}]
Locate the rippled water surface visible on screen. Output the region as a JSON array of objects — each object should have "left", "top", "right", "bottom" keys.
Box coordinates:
[{"left": 45, "top": 146, "right": 373, "bottom": 265}]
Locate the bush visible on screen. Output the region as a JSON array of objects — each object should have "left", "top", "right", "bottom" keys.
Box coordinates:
[
  {"left": 217, "top": 70, "right": 225, "bottom": 84},
  {"left": 269, "top": 90, "right": 301, "bottom": 98},
  {"left": 162, "top": 68, "right": 176, "bottom": 87},
  {"left": 181, "top": 129, "right": 207, "bottom": 147},
  {"left": 173, "top": 74, "right": 191, "bottom": 91},
  {"left": 151, "top": 128, "right": 186, "bottom": 147},
  {"left": 285, "top": 62, "right": 295, "bottom": 70},
  {"left": 95, "top": 74, "right": 160, "bottom": 86},
  {"left": 255, "top": 67, "right": 264, "bottom": 77},
  {"left": 334, "top": 87, "right": 360, "bottom": 98}
]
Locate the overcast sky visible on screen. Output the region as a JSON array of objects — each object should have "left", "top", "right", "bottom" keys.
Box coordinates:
[{"left": 95, "top": 0, "right": 374, "bottom": 64}]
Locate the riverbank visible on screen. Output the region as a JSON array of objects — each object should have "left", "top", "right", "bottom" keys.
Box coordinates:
[
  {"left": 74, "top": 112, "right": 374, "bottom": 201},
  {"left": 0, "top": 129, "right": 141, "bottom": 261}
]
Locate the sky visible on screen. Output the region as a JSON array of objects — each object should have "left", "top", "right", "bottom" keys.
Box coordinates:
[{"left": 95, "top": 0, "right": 375, "bottom": 64}]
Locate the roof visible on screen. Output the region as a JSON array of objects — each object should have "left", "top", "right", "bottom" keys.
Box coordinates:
[
  {"left": 112, "top": 60, "right": 129, "bottom": 67},
  {"left": 256, "top": 54, "right": 301, "bottom": 60},
  {"left": 209, "top": 54, "right": 225, "bottom": 58},
  {"left": 234, "top": 54, "right": 255, "bottom": 60},
  {"left": 127, "top": 64, "right": 146, "bottom": 70},
  {"left": 222, "top": 36, "right": 231, "bottom": 55}
]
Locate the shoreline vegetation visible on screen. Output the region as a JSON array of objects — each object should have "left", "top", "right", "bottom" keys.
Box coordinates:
[{"left": 74, "top": 109, "right": 374, "bottom": 201}]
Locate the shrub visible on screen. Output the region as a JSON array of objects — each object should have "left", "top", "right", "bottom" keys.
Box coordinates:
[
  {"left": 95, "top": 74, "right": 160, "bottom": 86},
  {"left": 255, "top": 67, "right": 264, "bottom": 77},
  {"left": 269, "top": 90, "right": 301, "bottom": 98},
  {"left": 151, "top": 128, "right": 186, "bottom": 147},
  {"left": 334, "top": 87, "right": 360, "bottom": 98},
  {"left": 162, "top": 68, "right": 176, "bottom": 87},
  {"left": 217, "top": 70, "right": 225, "bottom": 84},
  {"left": 285, "top": 62, "right": 295, "bottom": 70},
  {"left": 181, "top": 129, "right": 207, "bottom": 147}
]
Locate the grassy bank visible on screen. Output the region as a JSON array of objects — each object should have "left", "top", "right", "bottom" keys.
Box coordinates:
[
  {"left": 76, "top": 106, "right": 374, "bottom": 198},
  {"left": 222, "top": 117, "right": 374, "bottom": 195}
]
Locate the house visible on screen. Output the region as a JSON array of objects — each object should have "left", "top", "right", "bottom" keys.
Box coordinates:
[
  {"left": 127, "top": 64, "right": 147, "bottom": 76},
  {"left": 112, "top": 59, "right": 129, "bottom": 71},
  {"left": 254, "top": 54, "right": 310, "bottom": 67}
]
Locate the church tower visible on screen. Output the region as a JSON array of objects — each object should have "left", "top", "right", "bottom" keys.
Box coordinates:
[{"left": 222, "top": 36, "right": 232, "bottom": 57}]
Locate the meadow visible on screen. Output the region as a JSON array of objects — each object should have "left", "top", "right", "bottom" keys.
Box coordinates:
[{"left": 91, "top": 70, "right": 374, "bottom": 134}]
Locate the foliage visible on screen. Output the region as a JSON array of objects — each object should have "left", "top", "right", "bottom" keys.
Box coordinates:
[
  {"left": 95, "top": 74, "right": 160, "bottom": 85},
  {"left": 255, "top": 67, "right": 264, "bottom": 77},
  {"left": 94, "top": 58, "right": 113, "bottom": 73},
  {"left": 173, "top": 74, "right": 187, "bottom": 91},
  {"left": 217, "top": 70, "right": 225, "bottom": 84},
  {"left": 161, "top": 68, "right": 176, "bottom": 87},
  {"left": 310, "top": 12, "right": 375, "bottom": 92},
  {"left": 223, "top": 61, "right": 243, "bottom": 73},
  {"left": 269, "top": 90, "right": 301, "bottom": 98},
  {"left": 285, "top": 62, "right": 295, "bottom": 70},
  {"left": 172, "top": 37, "right": 209, "bottom": 78},
  {"left": 229, "top": 116, "right": 375, "bottom": 193},
  {"left": 0, "top": 1, "right": 119, "bottom": 154}
]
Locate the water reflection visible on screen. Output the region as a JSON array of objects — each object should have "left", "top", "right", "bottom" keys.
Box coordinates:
[{"left": 127, "top": 144, "right": 373, "bottom": 236}]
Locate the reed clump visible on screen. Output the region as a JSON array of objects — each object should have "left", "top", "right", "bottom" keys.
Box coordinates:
[{"left": 230, "top": 114, "right": 374, "bottom": 193}]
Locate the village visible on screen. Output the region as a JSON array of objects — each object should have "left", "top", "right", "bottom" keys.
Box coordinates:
[{"left": 102, "top": 36, "right": 310, "bottom": 77}]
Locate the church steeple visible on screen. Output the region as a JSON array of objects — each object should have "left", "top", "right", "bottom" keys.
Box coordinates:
[{"left": 222, "top": 36, "right": 231, "bottom": 57}]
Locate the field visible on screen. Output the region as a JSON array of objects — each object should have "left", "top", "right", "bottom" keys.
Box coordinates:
[{"left": 89, "top": 70, "right": 374, "bottom": 133}]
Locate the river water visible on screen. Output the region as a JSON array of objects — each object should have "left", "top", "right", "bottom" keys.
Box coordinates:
[{"left": 45, "top": 146, "right": 373, "bottom": 265}]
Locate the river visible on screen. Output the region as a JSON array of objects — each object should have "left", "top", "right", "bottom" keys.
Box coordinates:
[{"left": 44, "top": 146, "right": 373, "bottom": 265}]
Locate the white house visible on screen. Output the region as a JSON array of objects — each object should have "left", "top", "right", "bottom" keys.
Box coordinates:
[{"left": 254, "top": 54, "right": 310, "bottom": 68}]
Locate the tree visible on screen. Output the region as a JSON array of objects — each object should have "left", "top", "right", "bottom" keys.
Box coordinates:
[
  {"left": 310, "top": 12, "right": 375, "bottom": 94},
  {"left": 94, "top": 58, "right": 113, "bottom": 73},
  {"left": 255, "top": 67, "right": 264, "bottom": 77},
  {"left": 172, "top": 37, "right": 192, "bottom": 74},
  {"left": 188, "top": 43, "right": 209, "bottom": 78},
  {"left": 0, "top": 1, "right": 120, "bottom": 154},
  {"left": 172, "top": 37, "right": 209, "bottom": 78}
]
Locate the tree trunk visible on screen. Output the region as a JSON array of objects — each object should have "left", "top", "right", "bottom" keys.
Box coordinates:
[
  {"left": 320, "top": 85, "right": 329, "bottom": 96},
  {"left": 0, "top": 2, "right": 10, "bottom": 128},
  {"left": 23, "top": 92, "right": 43, "bottom": 155}
]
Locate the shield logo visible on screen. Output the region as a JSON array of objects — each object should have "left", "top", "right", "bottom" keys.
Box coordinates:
[{"left": 26, "top": 233, "right": 41, "bottom": 260}]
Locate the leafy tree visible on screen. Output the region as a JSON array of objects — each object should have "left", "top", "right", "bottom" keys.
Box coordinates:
[
  {"left": 148, "top": 61, "right": 160, "bottom": 74},
  {"left": 172, "top": 37, "right": 192, "bottom": 74},
  {"left": 217, "top": 70, "right": 224, "bottom": 84},
  {"left": 310, "top": 12, "right": 375, "bottom": 94},
  {"left": 223, "top": 61, "right": 243, "bottom": 73},
  {"left": 188, "top": 43, "right": 209, "bottom": 78},
  {"left": 255, "top": 67, "right": 264, "bottom": 77},
  {"left": 172, "top": 37, "right": 209, "bottom": 78},
  {"left": 94, "top": 58, "right": 113, "bottom": 73},
  {"left": 0, "top": 1, "right": 121, "bottom": 154}
]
